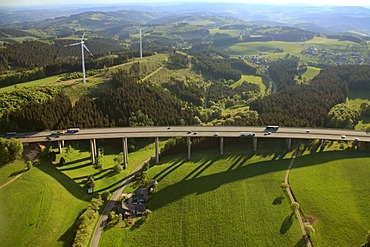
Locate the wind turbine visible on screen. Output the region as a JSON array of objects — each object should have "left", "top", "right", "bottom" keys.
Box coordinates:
[
  {"left": 66, "top": 31, "right": 94, "bottom": 83},
  {"left": 135, "top": 26, "right": 147, "bottom": 60}
]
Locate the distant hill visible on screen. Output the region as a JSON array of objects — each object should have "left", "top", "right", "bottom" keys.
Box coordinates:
[{"left": 1, "top": 3, "right": 370, "bottom": 35}]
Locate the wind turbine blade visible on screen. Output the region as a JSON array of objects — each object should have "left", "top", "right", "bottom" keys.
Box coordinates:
[
  {"left": 81, "top": 32, "right": 86, "bottom": 41},
  {"left": 83, "top": 44, "right": 94, "bottom": 57},
  {"left": 68, "top": 42, "right": 81, "bottom": 47}
]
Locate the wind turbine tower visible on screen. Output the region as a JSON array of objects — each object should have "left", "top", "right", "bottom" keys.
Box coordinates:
[
  {"left": 135, "top": 26, "right": 147, "bottom": 60},
  {"left": 66, "top": 31, "right": 94, "bottom": 83}
]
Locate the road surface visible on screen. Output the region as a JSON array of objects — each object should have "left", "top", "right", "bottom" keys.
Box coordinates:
[{"left": 11, "top": 126, "right": 370, "bottom": 143}]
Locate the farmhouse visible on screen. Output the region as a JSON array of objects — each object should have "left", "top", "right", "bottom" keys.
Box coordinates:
[{"left": 119, "top": 188, "right": 148, "bottom": 216}]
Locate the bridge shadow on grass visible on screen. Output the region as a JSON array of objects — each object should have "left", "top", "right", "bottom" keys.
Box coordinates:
[
  {"left": 149, "top": 150, "right": 368, "bottom": 211},
  {"left": 60, "top": 157, "right": 91, "bottom": 167},
  {"left": 152, "top": 157, "right": 187, "bottom": 182},
  {"left": 36, "top": 159, "right": 92, "bottom": 202},
  {"left": 94, "top": 173, "right": 133, "bottom": 193},
  {"left": 58, "top": 161, "right": 91, "bottom": 171},
  {"left": 182, "top": 158, "right": 217, "bottom": 181}
]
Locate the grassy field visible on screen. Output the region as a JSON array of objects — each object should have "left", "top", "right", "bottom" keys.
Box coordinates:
[
  {"left": 55, "top": 139, "right": 167, "bottom": 193},
  {"left": 348, "top": 90, "right": 370, "bottom": 130},
  {"left": 231, "top": 74, "right": 266, "bottom": 95},
  {"left": 209, "top": 28, "right": 242, "bottom": 37},
  {"left": 290, "top": 150, "right": 370, "bottom": 246},
  {"left": 0, "top": 138, "right": 166, "bottom": 247},
  {"left": 0, "top": 160, "right": 26, "bottom": 185},
  {"left": 0, "top": 75, "right": 61, "bottom": 93},
  {"left": 301, "top": 66, "right": 320, "bottom": 81},
  {"left": 100, "top": 140, "right": 305, "bottom": 246},
  {"left": 0, "top": 159, "right": 91, "bottom": 247},
  {"left": 225, "top": 37, "right": 365, "bottom": 62}
]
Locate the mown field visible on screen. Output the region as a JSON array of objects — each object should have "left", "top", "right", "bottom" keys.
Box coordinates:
[
  {"left": 0, "top": 138, "right": 164, "bottom": 247},
  {"left": 54, "top": 139, "right": 167, "bottom": 193},
  {"left": 231, "top": 74, "right": 266, "bottom": 96},
  {"left": 0, "top": 158, "right": 91, "bottom": 247},
  {"left": 0, "top": 159, "right": 26, "bottom": 185},
  {"left": 225, "top": 37, "right": 365, "bottom": 63},
  {"left": 0, "top": 75, "right": 61, "bottom": 93},
  {"left": 348, "top": 90, "right": 370, "bottom": 130},
  {"left": 290, "top": 150, "right": 370, "bottom": 246},
  {"left": 209, "top": 28, "right": 242, "bottom": 36},
  {"left": 301, "top": 66, "right": 320, "bottom": 82},
  {"left": 100, "top": 140, "right": 305, "bottom": 246}
]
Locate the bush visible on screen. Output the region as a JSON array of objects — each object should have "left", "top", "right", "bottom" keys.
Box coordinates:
[
  {"left": 72, "top": 196, "right": 103, "bottom": 247},
  {"left": 280, "top": 182, "right": 289, "bottom": 190},
  {"left": 113, "top": 164, "right": 123, "bottom": 173},
  {"left": 66, "top": 145, "right": 74, "bottom": 154},
  {"left": 290, "top": 202, "right": 299, "bottom": 213},
  {"left": 101, "top": 191, "right": 111, "bottom": 201},
  {"left": 26, "top": 160, "right": 32, "bottom": 170},
  {"left": 304, "top": 222, "right": 315, "bottom": 237}
]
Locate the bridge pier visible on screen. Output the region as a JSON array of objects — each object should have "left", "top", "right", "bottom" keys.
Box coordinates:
[
  {"left": 253, "top": 137, "right": 258, "bottom": 152},
  {"left": 93, "top": 139, "right": 97, "bottom": 158},
  {"left": 61, "top": 140, "right": 65, "bottom": 148},
  {"left": 187, "top": 137, "right": 191, "bottom": 160},
  {"left": 220, "top": 137, "right": 224, "bottom": 155},
  {"left": 155, "top": 137, "right": 160, "bottom": 164},
  {"left": 287, "top": 138, "right": 292, "bottom": 150},
  {"left": 122, "top": 138, "right": 128, "bottom": 168},
  {"left": 90, "top": 139, "right": 96, "bottom": 164},
  {"left": 58, "top": 141, "right": 62, "bottom": 154}
]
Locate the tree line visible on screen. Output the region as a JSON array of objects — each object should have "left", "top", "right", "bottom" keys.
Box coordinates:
[
  {"left": 250, "top": 66, "right": 349, "bottom": 127},
  {"left": 0, "top": 68, "right": 196, "bottom": 133}
]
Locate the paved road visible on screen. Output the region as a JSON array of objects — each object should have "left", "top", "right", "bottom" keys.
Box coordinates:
[
  {"left": 12, "top": 126, "right": 370, "bottom": 143},
  {"left": 90, "top": 159, "right": 149, "bottom": 247},
  {"left": 90, "top": 175, "right": 133, "bottom": 247}
]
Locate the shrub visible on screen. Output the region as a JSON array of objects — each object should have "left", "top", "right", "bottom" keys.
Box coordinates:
[
  {"left": 280, "top": 182, "right": 289, "bottom": 190},
  {"left": 113, "top": 164, "right": 123, "bottom": 173},
  {"left": 72, "top": 196, "right": 103, "bottom": 247},
  {"left": 101, "top": 191, "right": 111, "bottom": 201},
  {"left": 32, "top": 159, "right": 40, "bottom": 166},
  {"left": 26, "top": 160, "right": 32, "bottom": 170},
  {"left": 290, "top": 202, "right": 299, "bottom": 213},
  {"left": 304, "top": 222, "right": 315, "bottom": 237}
]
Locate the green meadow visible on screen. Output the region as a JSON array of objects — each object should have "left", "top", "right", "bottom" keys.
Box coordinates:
[
  {"left": 0, "top": 138, "right": 166, "bottom": 247},
  {"left": 301, "top": 66, "right": 320, "bottom": 81},
  {"left": 225, "top": 37, "right": 365, "bottom": 63},
  {"left": 100, "top": 140, "right": 304, "bottom": 246},
  {"left": 231, "top": 74, "right": 266, "bottom": 96},
  {"left": 290, "top": 150, "right": 370, "bottom": 246},
  {"left": 0, "top": 75, "right": 61, "bottom": 94},
  {"left": 0, "top": 159, "right": 90, "bottom": 247}
]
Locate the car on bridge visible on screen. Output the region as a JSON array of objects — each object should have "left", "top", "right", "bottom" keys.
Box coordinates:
[{"left": 240, "top": 132, "right": 255, "bottom": 137}]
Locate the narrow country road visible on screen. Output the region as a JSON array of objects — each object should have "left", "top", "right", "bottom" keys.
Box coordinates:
[
  {"left": 90, "top": 159, "right": 150, "bottom": 247},
  {"left": 285, "top": 152, "right": 313, "bottom": 247}
]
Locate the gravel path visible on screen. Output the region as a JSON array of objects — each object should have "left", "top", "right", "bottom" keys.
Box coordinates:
[{"left": 285, "top": 152, "right": 313, "bottom": 247}]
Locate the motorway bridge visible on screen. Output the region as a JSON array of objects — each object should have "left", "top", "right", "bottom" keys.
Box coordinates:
[{"left": 13, "top": 126, "right": 369, "bottom": 165}]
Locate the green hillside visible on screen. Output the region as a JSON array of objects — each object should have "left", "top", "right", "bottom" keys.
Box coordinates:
[
  {"left": 290, "top": 151, "right": 370, "bottom": 246},
  {"left": 100, "top": 141, "right": 304, "bottom": 246}
]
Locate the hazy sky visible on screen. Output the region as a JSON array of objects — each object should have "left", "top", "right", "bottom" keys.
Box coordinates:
[{"left": 1, "top": 0, "right": 369, "bottom": 7}]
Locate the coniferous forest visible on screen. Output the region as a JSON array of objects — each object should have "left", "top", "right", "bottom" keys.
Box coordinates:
[{"left": 1, "top": 8, "right": 370, "bottom": 134}]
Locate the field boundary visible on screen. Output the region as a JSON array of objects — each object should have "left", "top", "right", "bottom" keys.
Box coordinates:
[{"left": 285, "top": 151, "right": 312, "bottom": 247}]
